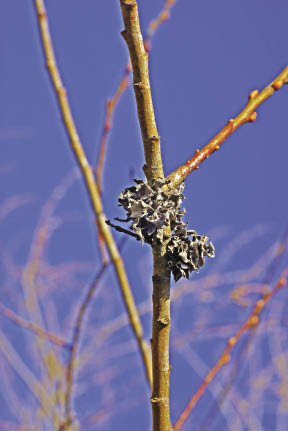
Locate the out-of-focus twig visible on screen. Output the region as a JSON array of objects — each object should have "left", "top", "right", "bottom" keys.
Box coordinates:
[
  {"left": 0, "top": 303, "right": 69, "bottom": 348},
  {"left": 173, "top": 268, "right": 288, "bottom": 430},
  {"left": 0, "top": 330, "right": 57, "bottom": 423},
  {"left": 144, "top": 0, "right": 177, "bottom": 51},
  {"left": 96, "top": 63, "right": 132, "bottom": 193},
  {"left": 166, "top": 66, "right": 288, "bottom": 191}
]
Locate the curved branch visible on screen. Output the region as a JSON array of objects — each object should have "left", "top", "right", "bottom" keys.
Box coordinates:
[
  {"left": 166, "top": 66, "right": 288, "bottom": 191},
  {"left": 33, "top": 2, "right": 153, "bottom": 423}
]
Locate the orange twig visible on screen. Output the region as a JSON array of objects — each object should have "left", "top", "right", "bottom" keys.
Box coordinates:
[
  {"left": 166, "top": 66, "right": 288, "bottom": 190},
  {"left": 173, "top": 268, "right": 288, "bottom": 430},
  {"left": 96, "top": 62, "right": 132, "bottom": 193},
  {"left": 144, "top": 0, "right": 177, "bottom": 51},
  {"left": 0, "top": 303, "right": 69, "bottom": 348},
  {"left": 95, "top": 63, "right": 131, "bottom": 264}
]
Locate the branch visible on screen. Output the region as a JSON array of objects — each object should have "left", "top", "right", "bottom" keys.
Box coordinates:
[
  {"left": 120, "top": 2, "right": 172, "bottom": 431},
  {"left": 173, "top": 268, "right": 288, "bottom": 430},
  {"left": 33, "top": 0, "right": 152, "bottom": 413},
  {"left": 166, "top": 66, "right": 288, "bottom": 190},
  {"left": 120, "top": 0, "right": 164, "bottom": 182}
]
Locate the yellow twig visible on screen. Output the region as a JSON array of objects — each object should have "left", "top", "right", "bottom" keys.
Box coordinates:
[
  {"left": 0, "top": 330, "right": 58, "bottom": 425},
  {"left": 166, "top": 66, "right": 288, "bottom": 190},
  {"left": 33, "top": 1, "right": 152, "bottom": 426}
]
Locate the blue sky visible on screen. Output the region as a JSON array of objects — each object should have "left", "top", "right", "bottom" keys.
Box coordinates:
[{"left": 1, "top": 1, "right": 288, "bottom": 430}]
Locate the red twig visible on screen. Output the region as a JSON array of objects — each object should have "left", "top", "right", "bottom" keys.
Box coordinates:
[
  {"left": 144, "top": 0, "right": 177, "bottom": 52},
  {"left": 173, "top": 268, "right": 288, "bottom": 430}
]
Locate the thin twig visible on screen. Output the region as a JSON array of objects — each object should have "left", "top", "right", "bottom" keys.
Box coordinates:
[
  {"left": 144, "top": 0, "right": 177, "bottom": 51},
  {"left": 199, "top": 225, "right": 288, "bottom": 430},
  {"left": 33, "top": 0, "right": 152, "bottom": 415},
  {"left": 106, "top": 220, "right": 141, "bottom": 240},
  {"left": 173, "top": 268, "right": 288, "bottom": 430},
  {"left": 0, "top": 330, "right": 57, "bottom": 423},
  {"left": 64, "top": 264, "right": 108, "bottom": 428},
  {"left": 166, "top": 66, "right": 288, "bottom": 191},
  {"left": 0, "top": 303, "right": 69, "bottom": 348},
  {"left": 96, "top": 62, "right": 132, "bottom": 193}
]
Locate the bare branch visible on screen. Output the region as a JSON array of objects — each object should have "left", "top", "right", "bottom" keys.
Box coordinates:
[
  {"left": 33, "top": 0, "right": 152, "bottom": 410},
  {"left": 166, "top": 66, "right": 288, "bottom": 191},
  {"left": 120, "top": 0, "right": 164, "bottom": 182}
]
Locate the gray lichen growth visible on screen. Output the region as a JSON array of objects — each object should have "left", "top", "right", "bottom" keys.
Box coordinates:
[
  {"left": 166, "top": 225, "right": 215, "bottom": 282},
  {"left": 116, "top": 178, "right": 215, "bottom": 281}
]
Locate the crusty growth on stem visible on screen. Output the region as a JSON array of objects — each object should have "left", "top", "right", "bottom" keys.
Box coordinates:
[
  {"left": 166, "top": 66, "right": 288, "bottom": 191},
  {"left": 120, "top": 0, "right": 164, "bottom": 182},
  {"left": 174, "top": 268, "right": 288, "bottom": 430},
  {"left": 120, "top": 2, "right": 172, "bottom": 431},
  {"left": 33, "top": 1, "right": 152, "bottom": 425}
]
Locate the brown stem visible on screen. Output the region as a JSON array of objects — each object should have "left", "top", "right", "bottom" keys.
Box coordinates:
[
  {"left": 119, "top": 2, "right": 172, "bottom": 430},
  {"left": 120, "top": 0, "right": 164, "bottom": 182},
  {"left": 151, "top": 249, "right": 172, "bottom": 431}
]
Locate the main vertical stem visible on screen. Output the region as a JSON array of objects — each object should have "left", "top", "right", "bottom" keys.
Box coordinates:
[
  {"left": 151, "top": 247, "right": 172, "bottom": 431},
  {"left": 119, "top": 1, "right": 172, "bottom": 430}
]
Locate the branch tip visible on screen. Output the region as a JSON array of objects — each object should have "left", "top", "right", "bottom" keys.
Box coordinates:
[{"left": 249, "top": 89, "right": 259, "bottom": 100}]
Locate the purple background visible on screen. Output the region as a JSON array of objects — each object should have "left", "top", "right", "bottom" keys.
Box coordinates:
[{"left": 1, "top": 1, "right": 288, "bottom": 430}]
